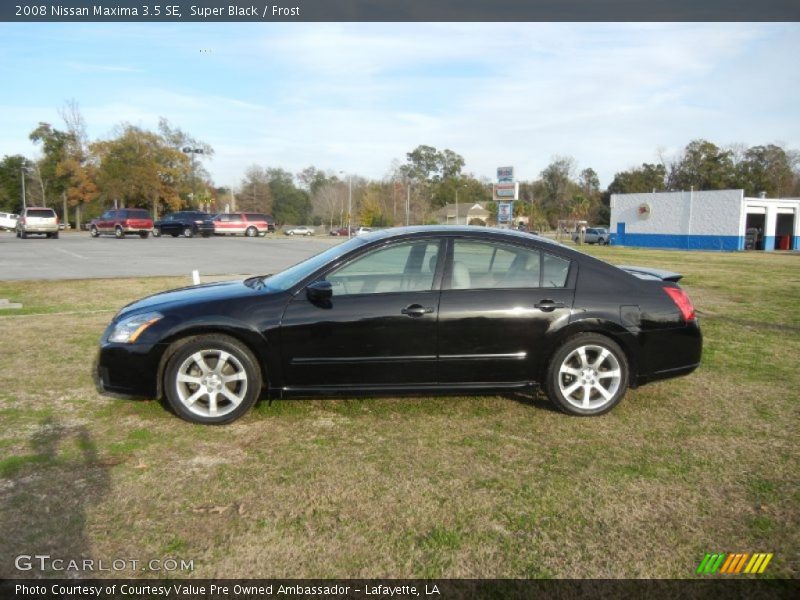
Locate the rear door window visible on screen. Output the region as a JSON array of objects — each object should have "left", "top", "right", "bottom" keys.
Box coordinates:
[{"left": 27, "top": 209, "right": 56, "bottom": 218}]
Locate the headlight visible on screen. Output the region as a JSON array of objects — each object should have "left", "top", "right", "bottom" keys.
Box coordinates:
[{"left": 108, "top": 312, "right": 163, "bottom": 343}]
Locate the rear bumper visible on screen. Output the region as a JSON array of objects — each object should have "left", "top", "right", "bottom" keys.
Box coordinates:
[
  {"left": 635, "top": 321, "right": 703, "bottom": 386},
  {"left": 21, "top": 225, "right": 58, "bottom": 233}
]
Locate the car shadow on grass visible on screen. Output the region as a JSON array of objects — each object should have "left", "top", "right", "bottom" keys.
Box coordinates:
[{"left": 0, "top": 417, "right": 110, "bottom": 578}]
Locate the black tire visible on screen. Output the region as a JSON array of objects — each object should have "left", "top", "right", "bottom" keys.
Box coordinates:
[
  {"left": 163, "top": 335, "right": 263, "bottom": 425},
  {"left": 52, "top": 232, "right": 59, "bottom": 239},
  {"left": 152, "top": 228, "right": 161, "bottom": 238},
  {"left": 245, "top": 226, "right": 257, "bottom": 237},
  {"left": 90, "top": 226, "right": 99, "bottom": 238},
  {"left": 20, "top": 230, "right": 27, "bottom": 239},
  {"left": 15, "top": 230, "right": 20, "bottom": 238},
  {"left": 114, "top": 226, "right": 124, "bottom": 239},
  {"left": 139, "top": 231, "right": 150, "bottom": 239},
  {"left": 184, "top": 227, "right": 193, "bottom": 238},
  {"left": 545, "top": 333, "right": 629, "bottom": 416},
  {"left": 170, "top": 232, "right": 179, "bottom": 237}
]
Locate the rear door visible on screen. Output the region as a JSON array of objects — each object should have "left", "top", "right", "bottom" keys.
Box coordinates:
[
  {"left": 437, "top": 237, "right": 575, "bottom": 384},
  {"left": 97, "top": 210, "right": 116, "bottom": 232},
  {"left": 280, "top": 238, "right": 444, "bottom": 387}
]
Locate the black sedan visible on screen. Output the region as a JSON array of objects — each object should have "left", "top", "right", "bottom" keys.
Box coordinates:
[
  {"left": 96, "top": 226, "right": 702, "bottom": 424},
  {"left": 153, "top": 211, "right": 215, "bottom": 238}
]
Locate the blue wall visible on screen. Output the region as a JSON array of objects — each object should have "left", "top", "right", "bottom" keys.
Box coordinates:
[{"left": 612, "top": 231, "right": 744, "bottom": 251}]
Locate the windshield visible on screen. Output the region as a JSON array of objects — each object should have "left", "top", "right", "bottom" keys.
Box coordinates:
[{"left": 257, "top": 237, "right": 367, "bottom": 292}]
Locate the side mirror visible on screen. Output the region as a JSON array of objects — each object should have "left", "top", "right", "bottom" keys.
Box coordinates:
[{"left": 306, "top": 280, "right": 333, "bottom": 303}]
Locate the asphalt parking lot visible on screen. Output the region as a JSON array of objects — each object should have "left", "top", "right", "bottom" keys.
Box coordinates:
[{"left": 0, "top": 231, "right": 345, "bottom": 280}]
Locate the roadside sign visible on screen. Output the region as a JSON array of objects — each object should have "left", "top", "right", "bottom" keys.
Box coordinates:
[
  {"left": 497, "top": 202, "right": 512, "bottom": 223},
  {"left": 497, "top": 166, "right": 514, "bottom": 182},
  {"left": 493, "top": 182, "right": 519, "bottom": 201}
]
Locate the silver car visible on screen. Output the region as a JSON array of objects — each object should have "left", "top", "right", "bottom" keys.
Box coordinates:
[
  {"left": 16, "top": 207, "right": 59, "bottom": 239},
  {"left": 573, "top": 227, "right": 610, "bottom": 245}
]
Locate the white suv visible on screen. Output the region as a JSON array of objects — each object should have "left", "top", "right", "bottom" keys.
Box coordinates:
[{"left": 16, "top": 207, "right": 59, "bottom": 239}]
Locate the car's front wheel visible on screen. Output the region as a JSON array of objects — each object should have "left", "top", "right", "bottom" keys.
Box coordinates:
[
  {"left": 184, "top": 227, "right": 193, "bottom": 238},
  {"left": 245, "top": 226, "right": 257, "bottom": 237},
  {"left": 163, "top": 335, "right": 262, "bottom": 424},
  {"left": 114, "top": 226, "right": 124, "bottom": 239},
  {"left": 90, "top": 226, "right": 99, "bottom": 238},
  {"left": 545, "top": 333, "right": 629, "bottom": 416},
  {"left": 152, "top": 228, "right": 161, "bottom": 237}
]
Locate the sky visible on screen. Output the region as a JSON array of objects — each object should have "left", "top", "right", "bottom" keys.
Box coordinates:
[{"left": 1, "top": 22, "right": 799, "bottom": 189}]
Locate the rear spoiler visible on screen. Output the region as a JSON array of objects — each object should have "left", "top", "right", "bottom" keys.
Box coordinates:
[{"left": 618, "top": 265, "right": 683, "bottom": 282}]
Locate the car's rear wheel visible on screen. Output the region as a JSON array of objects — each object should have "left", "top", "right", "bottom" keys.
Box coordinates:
[
  {"left": 184, "top": 227, "right": 193, "bottom": 238},
  {"left": 139, "top": 231, "right": 149, "bottom": 239},
  {"left": 90, "top": 226, "right": 99, "bottom": 238},
  {"left": 114, "top": 226, "right": 124, "bottom": 239},
  {"left": 245, "top": 226, "right": 257, "bottom": 237},
  {"left": 52, "top": 232, "right": 59, "bottom": 239},
  {"left": 545, "top": 333, "right": 629, "bottom": 416},
  {"left": 164, "top": 335, "right": 262, "bottom": 424}
]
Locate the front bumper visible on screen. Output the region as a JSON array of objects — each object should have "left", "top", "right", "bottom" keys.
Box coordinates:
[{"left": 95, "top": 341, "right": 166, "bottom": 398}]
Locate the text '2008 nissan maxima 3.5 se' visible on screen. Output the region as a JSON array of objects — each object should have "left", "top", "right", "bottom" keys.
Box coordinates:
[{"left": 95, "top": 226, "right": 702, "bottom": 424}]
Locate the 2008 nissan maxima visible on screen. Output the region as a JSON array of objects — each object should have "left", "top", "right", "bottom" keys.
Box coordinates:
[{"left": 95, "top": 226, "right": 702, "bottom": 424}]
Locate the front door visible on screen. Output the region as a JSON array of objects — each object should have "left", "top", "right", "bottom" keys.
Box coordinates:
[{"left": 280, "top": 238, "right": 444, "bottom": 388}]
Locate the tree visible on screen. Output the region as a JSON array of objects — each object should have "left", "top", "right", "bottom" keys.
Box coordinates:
[
  {"left": 539, "top": 156, "right": 578, "bottom": 218},
  {"left": 29, "top": 122, "right": 73, "bottom": 208},
  {"left": 0, "top": 155, "right": 30, "bottom": 213},
  {"left": 267, "top": 168, "right": 311, "bottom": 225},
  {"left": 607, "top": 163, "right": 667, "bottom": 194},
  {"left": 668, "top": 139, "right": 734, "bottom": 190},
  {"left": 91, "top": 125, "right": 189, "bottom": 216},
  {"left": 311, "top": 180, "right": 347, "bottom": 229},
  {"left": 736, "top": 144, "right": 796, "bottom": 197},
  {"left": 158, "top": 117, "right": 214, "bottom": 208},
  {"left": 58, "top": 101, "right": 97, "bottom": 227},
  {"left": 238, "top": 165, "right": 273, "bottom": 213}
]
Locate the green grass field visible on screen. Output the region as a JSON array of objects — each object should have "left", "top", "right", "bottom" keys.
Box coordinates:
[{"left": 0, "top": 247, "right": 797, "bottom": 579}]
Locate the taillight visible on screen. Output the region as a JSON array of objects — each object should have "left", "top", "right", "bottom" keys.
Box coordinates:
[{"left": 663, "top": 286, "right": 696, "bottom": 321}]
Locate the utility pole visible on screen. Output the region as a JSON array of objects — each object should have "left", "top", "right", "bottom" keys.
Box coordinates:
[{"left": 20, "top": 166, "right": 31, "bottom": 210}]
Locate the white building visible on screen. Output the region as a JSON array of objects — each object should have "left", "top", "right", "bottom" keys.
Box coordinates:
[{"left": 610, "top": 189, "right": 800, "bottom": 251}]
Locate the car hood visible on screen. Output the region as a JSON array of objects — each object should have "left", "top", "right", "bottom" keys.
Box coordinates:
[{"left": 114, "top": 280, "right": 260, "bottom": 321}]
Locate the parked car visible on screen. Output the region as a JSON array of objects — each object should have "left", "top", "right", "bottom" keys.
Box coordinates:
[
  {"left": 284, "top": 226, "right": 313, "bottom": 236},
  {"left": 0, "top": 212, "right": 19, "bottom": 231},
  {"left": 329, "top": 227, "right": 351, "bottom": 236},
  {"left": 96, "top": 225, "right": 702, "bottom": 424},
  {"left": 211, "top": 212, "right": 275, "bottom": 236},
  {"left": 354, "top": 226, "right": 373, "bottom": 236},
  {"left": 153, "top": 211, "right": 215, "bottom": 238},
  {"left": 90, "top": 208, "right": 153, "bottom": 239},
  {"left": 16, "top": 207, "right": 59, "bottom": 239},
  {"left": 573, "top": 227, "right": 610, "bottom": 245}
]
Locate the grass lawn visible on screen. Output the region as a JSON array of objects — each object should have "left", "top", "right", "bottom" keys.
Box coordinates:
[{"left": 0, "top": 247, "right": 797, "bottom": 579}]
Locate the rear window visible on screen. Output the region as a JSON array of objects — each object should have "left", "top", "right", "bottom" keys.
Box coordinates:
[
  {"left": 245, "top": 213, "right": 271, "bottom": 222},
  {"left": 27, "top": 209, "right": 56, "bottom": 218},
  {"left": 126, "top": 209, "right": 151, "bottom": 219}
]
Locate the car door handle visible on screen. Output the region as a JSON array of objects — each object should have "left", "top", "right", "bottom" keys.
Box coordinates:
[
  {"left": 534, "top": 299, "right": 565, "bottom": 312},
  {"left": 401, "top": 304, "right": 434, "bottom": 317}
]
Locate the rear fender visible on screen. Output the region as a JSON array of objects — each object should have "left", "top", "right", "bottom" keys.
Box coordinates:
[{"left": 540, "top": 317, "right": 640, "bottom": 386}]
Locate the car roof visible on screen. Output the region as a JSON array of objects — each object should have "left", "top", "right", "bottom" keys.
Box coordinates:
[{"left": 358, "top": 225, "right": 566, "bottom": 248}]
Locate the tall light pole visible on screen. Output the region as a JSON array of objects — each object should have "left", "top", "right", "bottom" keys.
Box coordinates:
[
  {"left": 20, "top": 166, "right": 31, "bottom": 210},
  {"left": 339, "top": 171, "right": 353, "bottom": 238},
  {"left": 182, "top": 147, "right": 204, "bottom": 209},
  {"left": 454, "top": 183, "right": 468, "bottom": 225},
  {"left": 406, "top": 180, "right": 411, "bottom": 226}
]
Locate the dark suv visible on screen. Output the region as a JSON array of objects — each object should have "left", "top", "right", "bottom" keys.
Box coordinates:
[
  {"left": 153, "top": 211, "right": 215, "bottom": 238},
  {"left": 90, "top": 209, "right": 153, "bottom": 239}
]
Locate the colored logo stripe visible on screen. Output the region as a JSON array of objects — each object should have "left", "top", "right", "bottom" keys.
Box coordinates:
[{"left": 697, "top": 553, "right": 773, "bottom": 574}]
